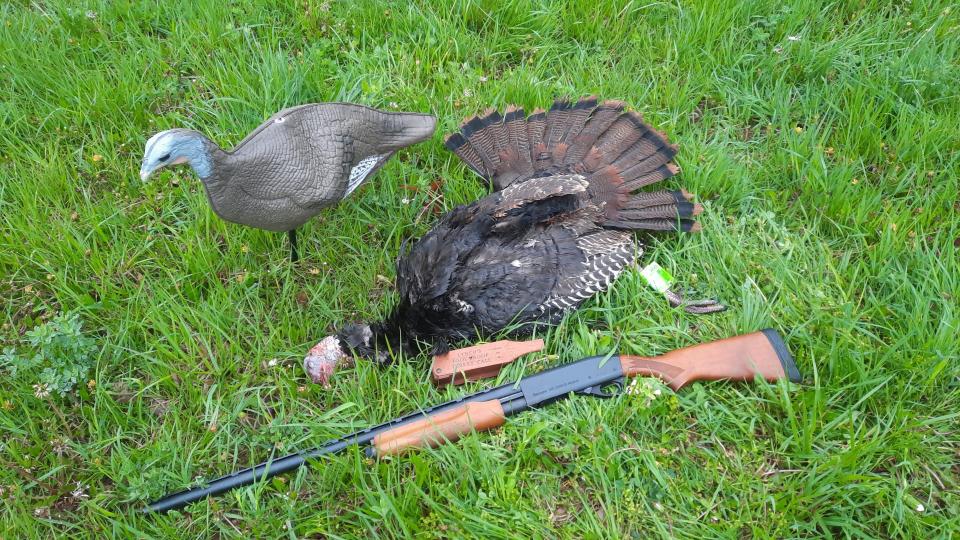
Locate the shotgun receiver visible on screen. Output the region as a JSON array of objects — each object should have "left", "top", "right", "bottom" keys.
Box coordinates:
[{"left": 147, "top": 329, "right": 799, "bottom": 513}]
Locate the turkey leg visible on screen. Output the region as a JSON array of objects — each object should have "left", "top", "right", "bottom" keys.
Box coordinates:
[{"left": 288, "top": 229, "right": 299, "bottom": 262}]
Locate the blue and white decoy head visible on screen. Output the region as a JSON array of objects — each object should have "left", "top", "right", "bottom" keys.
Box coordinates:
[{"left": 140, "top": 129, "right": 212, "bottom": 181}]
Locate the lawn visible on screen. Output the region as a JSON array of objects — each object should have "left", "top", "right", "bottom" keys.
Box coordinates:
[{"left": 1, "top": 0, "right": 958, "bottom": 537}]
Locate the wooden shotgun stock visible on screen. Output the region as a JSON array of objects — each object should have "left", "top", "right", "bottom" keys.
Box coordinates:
[{"left": 621, "top": 328, "right": 800, "bottom": 390}]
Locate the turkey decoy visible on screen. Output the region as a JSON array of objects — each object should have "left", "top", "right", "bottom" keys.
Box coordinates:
[
  {"left": 304, "top": 97, "right": 724, "bottom": 385},
  {"left": 140, "top": 103, "right": 436, "bottom": 261}
]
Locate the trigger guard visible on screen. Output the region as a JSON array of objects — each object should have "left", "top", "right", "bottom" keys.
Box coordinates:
[{"left": 576, "top": 377, "right": 626, "bottom": 398}]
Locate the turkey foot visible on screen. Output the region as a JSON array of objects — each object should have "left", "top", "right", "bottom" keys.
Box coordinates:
[{"left": 665, "top": 288, "right": 726, "bottom": 314}]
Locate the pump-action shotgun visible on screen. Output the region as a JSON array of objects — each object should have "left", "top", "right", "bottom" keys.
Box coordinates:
[{"left": 147, "top": 329, "right": 800, "bottom": 513}]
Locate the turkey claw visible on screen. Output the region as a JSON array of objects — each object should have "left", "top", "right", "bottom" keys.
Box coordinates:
[{"left": 665, "top": 288, "right": 726, "bottom": 314}]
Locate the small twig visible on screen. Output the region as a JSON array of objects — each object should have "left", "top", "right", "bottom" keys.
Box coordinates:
[
  {"left": 14, "top": 467, "right": 54, "bottom": 493},
  {"left": 604, "top": 445, "right": 644, "bottom": 464},
  {"left": 921, "top": 462, "right": 947, "bottom": 491},
  {"left": 695, "top": 501, "right": 719, "bottom": 521},
  {"left": 47, "top": 401, "right": 74, "bottom": 438},
  {"left": 760, "top": 468, "right": 802, "bottom": 478},
  {"left": 412, "top": 191, "right": 444, "bottom": 226}
]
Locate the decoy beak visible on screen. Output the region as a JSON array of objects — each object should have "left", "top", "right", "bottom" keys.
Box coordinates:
[{"left": 140, "top": 167, "right": 152, "bottom": 182}]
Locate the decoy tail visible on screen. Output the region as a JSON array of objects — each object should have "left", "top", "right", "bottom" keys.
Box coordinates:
[{"left": 370, "top": 110, "right": 438, "bottom": 150}]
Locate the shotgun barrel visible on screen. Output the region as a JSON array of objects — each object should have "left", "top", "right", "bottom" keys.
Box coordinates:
[{"left": 146, "top": 329, "right": 799, "bottom": 513}]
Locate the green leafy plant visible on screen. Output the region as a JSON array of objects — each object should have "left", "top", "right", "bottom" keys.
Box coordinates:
[{"left": 1, "top": 311, "right": 98, "bottom": 397}]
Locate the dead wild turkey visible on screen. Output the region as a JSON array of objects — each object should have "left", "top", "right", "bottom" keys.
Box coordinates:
[
  {"left": 139, "top": 103, "right": 436, "bottom": 261},
  {"left": 304, "top": 97, "right": 723, "bottom": 385}
]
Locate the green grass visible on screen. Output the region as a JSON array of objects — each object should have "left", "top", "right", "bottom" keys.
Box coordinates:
[{"left": 1, "top": 0, "right": 958, "bottom": 537}]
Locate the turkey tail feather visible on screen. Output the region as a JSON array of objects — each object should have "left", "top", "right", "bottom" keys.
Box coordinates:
[
  {"left": 542, "top": 97, "right": 574, "bottom": 167},
  {"left": 444, "top": 132, "right": 487, "bottom": 177},
  {"left": 493, "top": 105, "right": 534, "bottom": 187}
]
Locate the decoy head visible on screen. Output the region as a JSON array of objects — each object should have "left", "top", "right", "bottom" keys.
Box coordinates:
[
  {"left": 303, "top": 323, "right": 389, "bottom": 386},
  {"left": 140, "top": 129, "right": 212, "bottom": 181}
]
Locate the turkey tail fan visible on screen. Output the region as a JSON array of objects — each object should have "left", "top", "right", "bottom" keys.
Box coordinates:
[
  {"left": 445, "top": 99, "right": 606, "bottom": 189},
  {"left": 445, "top": 97, "right": 702, "bottom": 232}
]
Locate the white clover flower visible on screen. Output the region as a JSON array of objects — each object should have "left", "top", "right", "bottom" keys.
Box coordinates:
[{"left": 33, "top": 384, "right": 50, "bottom": 399}]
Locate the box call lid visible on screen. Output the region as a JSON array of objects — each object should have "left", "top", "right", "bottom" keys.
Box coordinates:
[{"left": 431, "top": 339, "right": 545, "bottom": 386}]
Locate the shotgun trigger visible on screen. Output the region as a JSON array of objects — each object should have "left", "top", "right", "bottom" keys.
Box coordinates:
[{"left": 576, "top": 376, "right": 626, "bottom": 399}]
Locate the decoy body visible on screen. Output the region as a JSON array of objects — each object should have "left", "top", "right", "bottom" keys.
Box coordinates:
[
  {"left": 140, "top": 103, "right": 436, "bottom": 260},
  {"left": 304, "top": 97, "right": 723, "bottom": 385}
]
